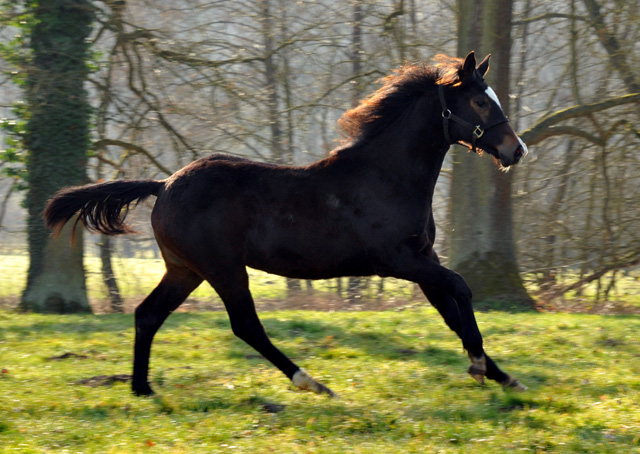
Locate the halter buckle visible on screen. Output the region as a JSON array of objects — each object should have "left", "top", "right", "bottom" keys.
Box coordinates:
[
  {"left": 442, "top": 109, "right": 452, "bottom": 120},
  {"left": 473, "top": 125, "right": 484, "bottom": 139}
]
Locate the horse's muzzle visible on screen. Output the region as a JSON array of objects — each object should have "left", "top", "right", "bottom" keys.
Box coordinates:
[
  {"left": 513, "top": 144, "right": 526, "bottom": 163},
  {"left": 501, "top": 137, "right": 528, "bottom": 167}
]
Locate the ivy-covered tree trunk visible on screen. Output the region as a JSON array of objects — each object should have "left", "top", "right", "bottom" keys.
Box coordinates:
[
  {"left": 20, "top": 0, "right": 93, "bottom": 313},
  {"left": 449, "top": 0, "right": 531, "bottom": 305}
]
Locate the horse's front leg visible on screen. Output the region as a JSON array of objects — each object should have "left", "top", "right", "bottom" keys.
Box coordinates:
[
  {"left": 387, "top": 251, "right": 526, "bottom": 391},
  {"left": 420, "top": 284, "right": 526, "bottom": 391}
]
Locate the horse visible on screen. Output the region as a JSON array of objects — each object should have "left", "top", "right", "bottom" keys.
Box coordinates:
[{"left": 44, "top": 51, "right": 528, "bottom": 397}]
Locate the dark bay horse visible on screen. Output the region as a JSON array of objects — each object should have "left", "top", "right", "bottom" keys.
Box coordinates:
[{"left": 45, "top": 52, "right": 528, "bottom": 397}]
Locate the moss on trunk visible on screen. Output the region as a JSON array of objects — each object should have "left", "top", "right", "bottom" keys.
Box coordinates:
[
  {"left": 454, "top": 251, "right": 534, "bottom": 309},
  {"left": 20, "top": 0, "right": 93, "bottom": 313}
]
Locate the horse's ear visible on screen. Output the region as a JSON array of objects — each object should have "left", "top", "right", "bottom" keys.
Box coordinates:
[
  {"left": 477, "top": 54, "right": 491, "bottom": 77},
  {"left": 460, "top": 51, "right": 477, "bottom": 81}
]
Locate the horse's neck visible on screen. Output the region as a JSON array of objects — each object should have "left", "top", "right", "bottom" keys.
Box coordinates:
[{"left": 362, "top": 129, "right": 449, "bottom": 195}]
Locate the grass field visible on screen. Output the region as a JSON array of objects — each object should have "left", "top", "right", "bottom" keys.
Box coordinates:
[{"left": 1, "top": 308, "right": 639, "bottom": 453}]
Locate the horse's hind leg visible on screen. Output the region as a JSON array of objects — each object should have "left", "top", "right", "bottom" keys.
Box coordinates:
[
  {"left": 421, "top": 285, "right": 527, "bottom": 392},
  {"left": 132, "top": 266, "right": 203, "bottom": 396},
  {"left": 208, "top": 268, "right": 335, "bottom": 396}
]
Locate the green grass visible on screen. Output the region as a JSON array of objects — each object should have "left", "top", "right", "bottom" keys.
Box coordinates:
[{"left": 1, "top": 308, "right": 639, "bottom": 453}]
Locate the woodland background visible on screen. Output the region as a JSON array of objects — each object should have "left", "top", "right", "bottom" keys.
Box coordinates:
[{"left": 0, "top": 0, "right": 639, "bottom": 312}]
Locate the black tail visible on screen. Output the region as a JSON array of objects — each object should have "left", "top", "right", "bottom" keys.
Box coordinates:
[{"left": 44, "top": 179, "right": 164, "bottom": 236}]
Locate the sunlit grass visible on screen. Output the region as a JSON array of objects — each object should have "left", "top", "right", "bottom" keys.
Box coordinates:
[{"left": 1, "top": 309, "right": 639, "bottom": 453}]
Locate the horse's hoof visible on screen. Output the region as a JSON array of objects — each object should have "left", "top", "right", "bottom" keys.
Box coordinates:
[
  {"left": 315, "top": 382, "right": 338, "bottom": 398},
  {"left": 468, "top": 371, "right": 485, "bottom": 385},
  {"left": 501, "top": 378, "right": 527, "bottom": 392},
  {"left": 132, "top": 383, "right": 155, "bottom": 397},
  {"left": 292, "top": 369, "right": 337, "bottom": 397},
  {"left": 468, "top": 363, "right": 486, "bottom": 385}
]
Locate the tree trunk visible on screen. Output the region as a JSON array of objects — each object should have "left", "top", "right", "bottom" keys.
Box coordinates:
[
  {"left": 21, "top": 0, "right": 93, "bottom": 313},
  {"left": 347, "top": 0, "right": 366, "bottom": 302},
  {"left": 260, "top": 0, "right": 284, "bottom": 163},
  {"left": 100, "top": 235, "right": 124, "bottom": 313},
  {"left": 260, "top": 0, "right": 302, "bottom": 296},
  {"left": 449, "top": 0, "right": 531, "bottom": 304}
]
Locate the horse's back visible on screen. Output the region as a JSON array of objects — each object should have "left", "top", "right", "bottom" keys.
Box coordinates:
[
  {"left": 150, "top": 152, "right": 433, "bottom": 280},
  {"left": 149, "top": 154, "right": 376, "bottom": 278}
]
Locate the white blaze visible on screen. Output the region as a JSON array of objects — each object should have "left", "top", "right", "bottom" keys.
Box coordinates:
[
  {"left": 484, "top": 86, "right": 502, "bottom": 110},
  {"left": 518, "top": 136, "right": 529, "bottom": 158},
  {"left": 485, "top": 86, "right": 529, "bottom": 159}
]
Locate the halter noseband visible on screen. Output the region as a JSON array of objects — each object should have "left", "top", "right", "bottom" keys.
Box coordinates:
[{"left": 438, "top": 84, "right": 509, "bottom": 153}]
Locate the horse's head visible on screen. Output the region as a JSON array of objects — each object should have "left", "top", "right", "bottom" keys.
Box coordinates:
[{"left": 440, "top": 52, "right": 528, "bottom": 167}]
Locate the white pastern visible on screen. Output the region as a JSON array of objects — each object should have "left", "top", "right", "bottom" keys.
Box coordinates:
[
  {"left": 292, "top": 369, "right": 315, "bottom": 390},
  {"left": 292, "top": 369, "right": 336, "bottom": 396}
]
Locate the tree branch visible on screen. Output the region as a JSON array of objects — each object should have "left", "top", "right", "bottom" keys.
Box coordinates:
[
  {"left": 520, "top": 93, "right": 640, "bottom": 145},
  {"left": 548, "top": 252, "right": 640, "bottom": 298},
  {"left": 522, "top": 125, "right": 604, "bottom": 145},
  {"left": 94, "top": 139, "right": 173, "bottom": 176},
  {"left": 581, "top": 0, "right": 640, "bottom": 94},
  {"left": 512, "top": 12, "right": 586, "bottom": 26}
]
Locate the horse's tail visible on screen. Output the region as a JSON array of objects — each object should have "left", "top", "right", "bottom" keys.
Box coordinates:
[{"left": 44, "top": 179, "right": 164, "bottom": 237}]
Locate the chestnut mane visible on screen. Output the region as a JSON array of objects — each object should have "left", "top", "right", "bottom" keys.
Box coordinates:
[{"left": 338, "top": 55, "right": 465, "bottom": 144}]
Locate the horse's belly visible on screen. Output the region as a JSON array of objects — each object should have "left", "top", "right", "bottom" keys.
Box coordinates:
[
  {"left": 247, "top": 260, "right": 374, "bottom": 280},
  {"left": 245, "top": 236, "right": 373, "bottom": 280}
]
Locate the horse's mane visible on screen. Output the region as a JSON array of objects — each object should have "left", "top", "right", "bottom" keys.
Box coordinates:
[{"left": 337, "top": 54, "right": 465, "bottom": 144}]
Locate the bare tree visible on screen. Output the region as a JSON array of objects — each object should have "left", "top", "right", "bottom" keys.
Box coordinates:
[{"left": 512, "top": 0, "right": 640, "bottom": 304}]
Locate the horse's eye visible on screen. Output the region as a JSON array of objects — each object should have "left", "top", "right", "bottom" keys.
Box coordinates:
[{"left": 475, "top": 99, "right": 488, "bottom": 108}]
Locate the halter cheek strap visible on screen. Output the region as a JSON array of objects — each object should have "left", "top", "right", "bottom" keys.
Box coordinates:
[{"left": 438, "top": 84, "right": 508, "bottom": 153}]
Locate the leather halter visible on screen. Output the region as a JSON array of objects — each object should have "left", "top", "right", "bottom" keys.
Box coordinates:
[{"left": 438, "top": 83, "right": 509, "bottom": 153}]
